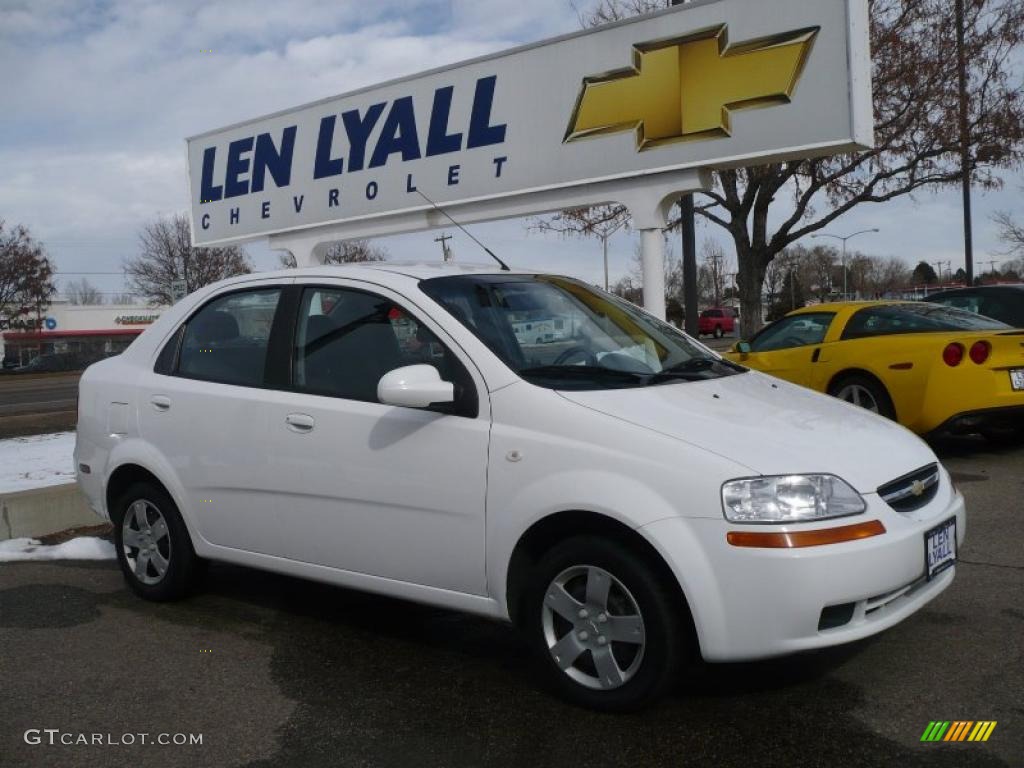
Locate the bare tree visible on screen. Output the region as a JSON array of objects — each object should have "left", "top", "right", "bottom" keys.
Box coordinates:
[
  {"left": 0, "top": 220, "right": 56, "bottom": 330},
  {"left": 553, "top": 0, "right": 1024, "bottom": 336},
  {"left": 872, "top": 256, "right": 912, "bottom": 296},
  {"left": 762, "top": 258, "right": 786, "bottom": 315},
  {"left": 109, "top": 292, "right": 136, "bottom": 305},
  {"left": 124, "top": 214, "right": 251, "bottom": 305},
  {"left": 278, "top": 239, "right": 388, "bottom": 268},
  {"left": 994, "top": 210, "right": 1024, "bottom": 257},
  {"left": 64, "top": 278, "right": 104, "bottom": 305},
  {"left": 698, "top": 240, "right": 729, "bottom": 306},
  {"left": 794, "top": 245, "right": 839, "bottom": 302}
]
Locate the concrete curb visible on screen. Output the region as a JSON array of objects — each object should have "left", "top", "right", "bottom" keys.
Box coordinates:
[{"left": 0, "top": 483, "right": 104, "bottom": 541}]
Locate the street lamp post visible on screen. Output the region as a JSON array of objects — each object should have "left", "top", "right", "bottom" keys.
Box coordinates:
[{"left": 811, "top": 229, "right": 880, "bottom": 300}]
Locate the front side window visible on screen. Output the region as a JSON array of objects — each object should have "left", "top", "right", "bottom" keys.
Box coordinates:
[
  {"left": 420, "top": 275, "right": 744, "bottom": 391},
  {"left": 841, "top": 303, "right": 1009, "bottom": 340},
  {"left": 749, "top": 313, "right": 835, "bottom": 352},
  {"left": 177, "top": 288, "right": 282, "bottom": 386},
  {"left": 293, "top": 287, "right": 472, "bottom": 407}
]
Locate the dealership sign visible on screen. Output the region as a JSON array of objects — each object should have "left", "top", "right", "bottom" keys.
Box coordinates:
[{"left": 187, "top": 0, "right": 871, "bottom": 246}]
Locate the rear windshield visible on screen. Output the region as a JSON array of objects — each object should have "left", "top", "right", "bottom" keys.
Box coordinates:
[
  {"left": 841, "top": 304, "right": 1010, "bottom": 340},
  {"left": 420, "top": 274, "right": 744, "bottom": 391}
]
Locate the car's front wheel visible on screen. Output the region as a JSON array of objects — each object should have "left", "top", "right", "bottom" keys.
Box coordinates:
[
  {"left": 113, "top": 481, "right": 202, "bottom": 601},
  {"left": 524, "top": 536, "right": 685, "bottom": 711}
]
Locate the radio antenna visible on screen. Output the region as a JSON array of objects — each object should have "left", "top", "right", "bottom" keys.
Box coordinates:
[{"left": 416, "top": 189, "right": 511, "bottom": 271}]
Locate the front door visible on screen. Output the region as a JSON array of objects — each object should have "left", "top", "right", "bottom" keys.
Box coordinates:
[{"left": 264, "top": 282, "right": 491, "bottom": 596}]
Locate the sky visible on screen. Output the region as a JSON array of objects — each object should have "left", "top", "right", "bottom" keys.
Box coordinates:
[{"left": 0, "top": 0, "right": 1021, "bottom": 301}]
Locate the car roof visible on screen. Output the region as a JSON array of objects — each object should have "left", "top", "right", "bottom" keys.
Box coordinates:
[
  {"left": 789, "top": 300, "right": 900, "bottom": 315},
  {"left": 223, "top": 261, "right": 542, "bottom": 285},
  {"left": 926, "top": 284, "right": 1024, "bottom": 297}
]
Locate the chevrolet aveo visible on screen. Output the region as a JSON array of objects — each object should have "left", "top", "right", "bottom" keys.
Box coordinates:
[{"left": 76, "top": 263, "right": 965, "bottom": 710}]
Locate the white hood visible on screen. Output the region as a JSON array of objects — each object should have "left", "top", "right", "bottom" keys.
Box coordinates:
[{"left": 558, "top": 371, "right": 937, "bottom": 494}]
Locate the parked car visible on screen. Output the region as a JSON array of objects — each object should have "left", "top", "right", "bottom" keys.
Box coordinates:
[
  {"left": 76, "top": 266, "right": 965, "bottom": 711},
  {"left": 698, "top": 307, "right": 736, "bottom": 338},
  {"left": 923, "top": 285, "right": 1024, "bottom": 328},
  {"left": 724, "top": 301, "right": 1024, "bottom": 439}
]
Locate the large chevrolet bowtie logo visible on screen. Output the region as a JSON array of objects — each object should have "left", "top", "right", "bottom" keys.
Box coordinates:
[{"left": 565, "top": 25, "right": 819, "bottom": 150}]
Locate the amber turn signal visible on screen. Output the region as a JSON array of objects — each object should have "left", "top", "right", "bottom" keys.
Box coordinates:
[{"left": 727, "top": 520, "right": 886, "bottom": 548}]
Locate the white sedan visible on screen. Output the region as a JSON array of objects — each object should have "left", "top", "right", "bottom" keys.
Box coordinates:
[{"left": 75, "top": 263, "right": 965, "bottom": 710}]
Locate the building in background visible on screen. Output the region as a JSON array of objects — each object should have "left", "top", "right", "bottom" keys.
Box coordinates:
[{"left": 0, "top": 301, "right": 167, "bottom": 369}]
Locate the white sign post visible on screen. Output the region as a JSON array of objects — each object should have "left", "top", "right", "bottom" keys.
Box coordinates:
[{"left": 187, "top": 0, "right": 871, "bottom": 318}]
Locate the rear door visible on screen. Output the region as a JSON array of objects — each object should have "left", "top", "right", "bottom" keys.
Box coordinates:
[
  {"left": 261, "top": 280, "right": 492, "bottom": 596},
  {"left": 137, "top": 282, "right": 291, "bottom": 553}
]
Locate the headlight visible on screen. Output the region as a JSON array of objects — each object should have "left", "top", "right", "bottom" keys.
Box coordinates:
[{"left": 722, "top": 475, "right": 866, "bottom": 523}]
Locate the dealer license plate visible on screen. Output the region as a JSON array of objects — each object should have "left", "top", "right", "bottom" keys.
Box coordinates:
[
  {"left": 925, "top": 518, "right": 957, "bottom": 580},
  {"left": 1011, "top": 369, "right": 1024, "bottom": 391}
]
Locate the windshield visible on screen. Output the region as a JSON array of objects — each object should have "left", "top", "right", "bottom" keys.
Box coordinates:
[
  {"left": 841, "top": 303, "right": 1010, "bottom": 340},
  {"left": 419, "top": 274, "right": 744, "bottom": 390}
]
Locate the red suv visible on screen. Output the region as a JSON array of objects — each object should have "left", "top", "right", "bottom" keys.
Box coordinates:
[{"left": 698, "top": 308, "right": 736, "bottom": 338}]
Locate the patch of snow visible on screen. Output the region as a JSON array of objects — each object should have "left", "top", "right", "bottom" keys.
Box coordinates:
[
  {"left": 0, "top": 536, "right": 116, "bottom": 562},
  {"left": 0, "top": 431, "right": 77, "bottom": 493}
]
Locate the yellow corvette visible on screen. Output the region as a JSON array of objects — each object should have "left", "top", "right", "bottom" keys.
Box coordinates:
[{"left": 724, "top": 301, "right": 1024, "bottom": 437}]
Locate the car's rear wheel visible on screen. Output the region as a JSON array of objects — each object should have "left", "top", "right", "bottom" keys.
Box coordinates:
[
  {"left": 829, "top": 374, "right": 896, "bottom": 420},
  {"left": 714, "top": 326, "right": 724, "bottom": 338},
  {"left": 113, "top": 481, "right": 201, "bottom": 601},
  {"left": 523, "top": 536, "right": 684, "bottom": 711}
]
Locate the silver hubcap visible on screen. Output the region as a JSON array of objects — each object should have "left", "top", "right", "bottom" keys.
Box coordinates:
[
  {"left": 541, "top": 565, "right": 646, "bottom": 691},
  {"left": 121, "top": 499, "right": 171, "bottom": 586},
  {"left": 836, "top": 383, "right": 879, "bottom": 413}
]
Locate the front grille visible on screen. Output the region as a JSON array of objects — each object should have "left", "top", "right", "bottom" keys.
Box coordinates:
[{"left": 878, "top": 464, "right": 940, "bottom": 513}]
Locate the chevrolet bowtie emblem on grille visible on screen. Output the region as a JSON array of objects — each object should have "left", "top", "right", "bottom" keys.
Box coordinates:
[
  {"left": 911, "top": 480, "right": 926, "bottom": 497},
  {"left": 565, "top": 25, "right": 819, "bottom": 150}
]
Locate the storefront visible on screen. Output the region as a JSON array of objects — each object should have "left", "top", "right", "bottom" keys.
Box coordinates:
[{"left": 0, "top": 301, "right": 166, "bottom": 369}]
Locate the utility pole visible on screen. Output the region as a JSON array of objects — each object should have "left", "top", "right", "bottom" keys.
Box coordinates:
[
  {"left": 435, "top": 233, "right": 454, "bottom": 262},
  {"left": 982, "top": 259, "right": 999, "bottom": 275},
  {"left": 955, "top": 0, "right": 975, "bottom": 285},
  {"left": 671, "top": 0, "right": 699, "bottom": 335}
]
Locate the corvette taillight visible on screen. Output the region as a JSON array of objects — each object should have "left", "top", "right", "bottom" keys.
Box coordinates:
[
  {"left": 969, "top": 340, "right": 991, "bottom": 365},
  {"left": 943, "top": 343, "right": 965, "bottom": 367}
]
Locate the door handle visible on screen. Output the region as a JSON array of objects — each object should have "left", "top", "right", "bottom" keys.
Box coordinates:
[
  {"left": 285, "top": 413, "right": 315, "bottom": 433},
  {"left": 811, "top": 348, "right": 821, "bottom": 363},
  {"left": 150, "top": 395, "right": 171, "bottom": 411}
]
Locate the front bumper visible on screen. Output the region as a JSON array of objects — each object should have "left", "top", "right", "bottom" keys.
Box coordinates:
[{"left": 642, "top": 487, "right": 966, "bottom": 662}]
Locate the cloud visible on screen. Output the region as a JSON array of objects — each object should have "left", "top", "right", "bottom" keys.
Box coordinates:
[{"left": 0, "top": 0, "right": 1019, "bottom": 292}]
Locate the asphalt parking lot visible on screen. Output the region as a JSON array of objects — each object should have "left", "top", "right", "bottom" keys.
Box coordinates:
[{"left": 0, "top": 436, "right": 1021, "bottom": 768}]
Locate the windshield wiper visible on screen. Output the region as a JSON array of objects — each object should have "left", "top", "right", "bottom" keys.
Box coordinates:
[{"left": 647, "top": 358, "right": 744, "bottom": 384}]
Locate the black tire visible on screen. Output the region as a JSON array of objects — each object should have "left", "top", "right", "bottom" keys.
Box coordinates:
[
  {"left": 112, "top": 481, "right": 202, "bottom": 601},
  {"left": 828, "top": 373, "right": 897, "bottom": 421},
  {"left": 522, "top": 536, "right": 686, "bottom": 712},
  {"left": 714, "top": 326, "right": 724, "bottom": 339}
]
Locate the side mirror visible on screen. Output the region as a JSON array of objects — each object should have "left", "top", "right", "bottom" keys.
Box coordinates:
[
  {"left": 377, "top": 365, "right": 455, "bottom": 409},
  {"left": 736, "top": 341, "right": 752, "bottom": 354}
]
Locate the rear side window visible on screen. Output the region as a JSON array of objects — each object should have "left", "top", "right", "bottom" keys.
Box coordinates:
[
  {"left": 841, "top": 304, "right": 1008, "bottom": 340},
  {"left": 177, "top": 288, "right": 282, "bottom": 387}
]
